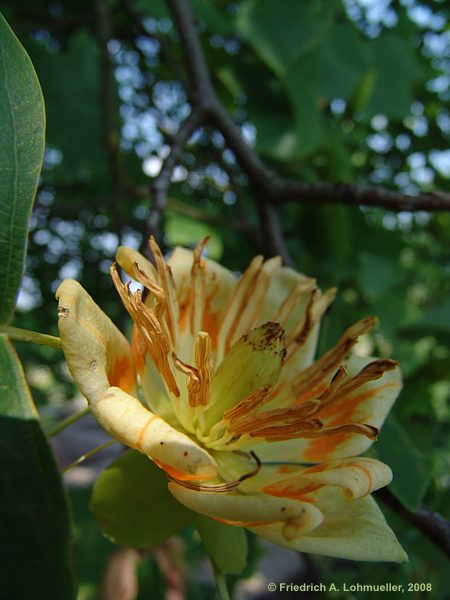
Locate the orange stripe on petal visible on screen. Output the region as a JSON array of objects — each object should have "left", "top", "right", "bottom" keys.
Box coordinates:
[
  {"left": 262, "top": 481, "right": 321, "bottom": 502},
  {"left": 135, "top": 414, "right": 159, "bottom": 450},
  {"left": 153, "top": 459, "right": 216, "bottom": 482},
  {"left": 303, "top": 432, "right": 351, "bottom": 461},
  {"left": 108, "top": 354, "right": 136, "bottom": 393}
]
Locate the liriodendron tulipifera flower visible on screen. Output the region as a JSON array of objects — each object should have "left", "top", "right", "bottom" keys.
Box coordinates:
[{"left": 56, "top": 237, "right": 407, "bottom": 562}]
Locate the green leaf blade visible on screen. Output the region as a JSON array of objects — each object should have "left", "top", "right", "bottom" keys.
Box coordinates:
[
  {"left": 195, "top": 516, "right": 248, "bottom": 575},
  {"left": 0, "top": 14, "right": 45, "bottom": 324},
  {"left": 90, "top": 449, "right": 195, "bottom": 548},
  {"left": 0, "top": 337, "right": 75, "bottom": 598},
  {"left": 372, "top": 416, "right": 432, "bottom": 512}
]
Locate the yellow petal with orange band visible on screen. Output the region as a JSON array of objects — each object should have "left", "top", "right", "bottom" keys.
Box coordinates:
[
  {"left": 93, "top": 386, "right": 218, "bottom": 481},
  {"left": 168, "top": 482, "right": 323, "bottom": 536},
  {"left": 249, "top": 490, "right": 408, "bottom": 562},
  {"left": 56, "top": 279, "right": 135, "bottom": 403},
  {"left": 259, "top": 458, "right": 392, "bottom": 501}
]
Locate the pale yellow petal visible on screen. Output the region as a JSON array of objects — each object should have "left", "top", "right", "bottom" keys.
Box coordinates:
[
  {"left": 249, "top": 490, "right": 408, "bottom": 562},
  {"left": 251, "top": 355, "right": 402, "bottom": 464},
  {"left": 301, "top": 355, "right": 402, "bottom": 462},
  {"left": 167, "top": 246, "right": 236, "bottom": 349},
  {"left": 56, "top": 279, "right": 135, "bottom": 404},
  {"left": 259, "top": 266, "right": 316, "bottom": 336},
  {"left": 116, "top": 246, "right": 158, "bottom": 282},
  {"left": 94, "top": 386, "right": 217, "bottom": 481},
  {"left": 168, "top": 482, "right": 323, "bottom": 533},
  {"left": 256, "top": 458, "right": 392, "bottom": 501}
]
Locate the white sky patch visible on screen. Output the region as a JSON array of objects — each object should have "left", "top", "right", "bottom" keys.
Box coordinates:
[
  {"left": 143, "top": 155, "right": 162, "bottom": 176},
  {"left": 91, "top": 232, "right": 119, "bottom": 255},
  {"left": 16, "top": 276, "right": 42, "bottom": 311},
  {"left": 429, "top": 149, "right": 450, "bottom": 177}
]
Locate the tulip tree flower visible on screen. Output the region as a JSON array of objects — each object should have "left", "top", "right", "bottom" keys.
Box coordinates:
[{"left": 56, "top": 238, "right": 407, "bottom": 563}]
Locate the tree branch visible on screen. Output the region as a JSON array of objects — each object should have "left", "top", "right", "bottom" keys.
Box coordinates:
[
  {"left": 165, "top": 0, "right": 450, "bottom": 220},
  {"left": 145, "top": 108, "right": 203, "bottom": 243},
  {"left": 376, "top": 488, "right": 450, "bottom": 560},
  {"left": 164, "top": 0, "right": 294, "bottom": 262},
  {"left": 95, "top": 0, "right": 126, "bottom": 241},
  {"left": 165, "top": 0, "right": 215, "bottom": 106},
  {"left": 269, "top": 180, "right": 450, "bottom": 212}
]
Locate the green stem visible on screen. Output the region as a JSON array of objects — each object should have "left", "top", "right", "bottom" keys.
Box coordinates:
[
  {"left": 212, "top": 563, "right": 231, "bottom": 600},
  {"left": 0, "top": 325, "right": 62, "bottom": 349},
  {"left": 47, "top": 407, "right": 90, "bottom": 438},
  {"left": 62, "top": 439, "right": 117, "bottom": 474}
]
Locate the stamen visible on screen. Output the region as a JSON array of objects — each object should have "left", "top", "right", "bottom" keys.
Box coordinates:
[
  {"left": 216, "top": 255, "right": 264, "bottom": 358},
  {"left": 132, "top": 262, "right": 166, "bottom": 321},
  {"left": 224, "top": 385, "right": 272, "bottom": 423},
  {"left": 189, "top": 238, "right": 209, "bottom": 335},
  {"left": 173, "top": 332, "right": 213, "bottom": 407},
  {"left": 149, "top": 237, "right": 179, "bottom": 344},
  {"left": 292, "top": 316, "right": 377, "bottom": 400},
  {"left": 245, "top": 421, "right": 379, "bottom": 443},
  {"left": 272, "top": 279, "right": 316, "bottom": 328},
  {"left": 168, "top": 451, "right": 261, "bottom": 493},
  {"left": 111, "top": 264, "right": 180, "bottom": 397}
]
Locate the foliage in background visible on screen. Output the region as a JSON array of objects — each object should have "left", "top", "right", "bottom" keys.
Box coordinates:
[{"left": 1, "top": 0, "right": 449, "bottom": 598}]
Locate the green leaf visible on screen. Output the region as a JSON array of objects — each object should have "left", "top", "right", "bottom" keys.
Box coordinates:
[
  {"left": 191, "top": 0, "right": 234, "bottom": 35},
  {"left": 403, "top": 299, "right": 450, "bottom": 334},
  {"left": 165, "top": 211, "right": 223, "bottom": 259},
  {"left": 195, "top": 516, "right": 248, "bottom": 575},
  {"left": 239, "top": 0, "right": 333, "bottom": 77},
  {"left": 372, "top": 416, "right": 432, "bottom": 512},
  {"left": 0, "top": 14, "right": 45, "bottom": 324},
  {"left": 0, "top": 337, "right": 75, "bottom": 598},
  {"left": 357, "top": 252, "right": 399, "bottom": 299},
  {"left": 28, "top": 32, "right": 106, "bottom": 179},
  {"left": 316, "top": 24, "right": 368, "bottom": 101},
  {"left": 364, "top": 33, "right": 423, "bottom": 119},
  {"left": 90, "top": 449, "right": 195, "bottom": 548},
  {"left": 285, "top": 60, "right": 323, "bottom": 156}
]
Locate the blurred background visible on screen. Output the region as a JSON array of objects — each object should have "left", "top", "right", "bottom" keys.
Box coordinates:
[{"left": 2, "top": 0, "right": 450, "bottom": 597}]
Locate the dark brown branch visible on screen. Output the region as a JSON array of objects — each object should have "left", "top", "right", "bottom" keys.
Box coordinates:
[
  {"left": 165, "top": 0, "right": 215, "bottom": 106},
  {"left": 257, "top": 202, "right": 295, "bottom": 267},
  {"left": 376, "top": 488, "right": 450, "bottom": 560},
  {"left": 165, "top": 0, "right": 450, "bottom": 218},
  {"left": 269, "top": 180, "right": 450, "bottom": 212},
  {"left": 145, "top": 108, "right": 203, "bottom": 243},
  {"left": 164, "top": 0, "right": 294, "bottom": 262},
  {"left": 95, "top": 0, "right": 126, "bottom": 241}
]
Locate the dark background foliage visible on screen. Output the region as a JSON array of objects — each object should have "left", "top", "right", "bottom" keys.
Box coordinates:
[{"left": 2, "top": 0, "right": 450, "bottom": 597}]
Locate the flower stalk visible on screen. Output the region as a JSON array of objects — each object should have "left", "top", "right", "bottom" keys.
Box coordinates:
[
  {"left": 0, "top": 324, "right": 62, "bottom": 349},
  {"left": 47, "top": 407, "right": 90, "bottom": 438}
]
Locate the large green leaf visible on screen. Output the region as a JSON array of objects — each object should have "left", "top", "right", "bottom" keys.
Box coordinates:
[
  {"left": 371, "top": 416, "right": 432, "bottom": 512},
  {"left": 239, "top": 0, "right": 333, "bottom": 77},
  {"left": 0, "top": 14, "right": 45, "bottom": 324},
  {"left": 0, "top": 337, "right": 75, "bottom": 598},
  {"left": 27, "top": 32, "right": 105, "bottom": 179},
  {"left": 364, "top": 33, "right": 423, "bottom": 119},
  {"left": 90, "top": 449, "right": 195, "bottom": 548},
  {"left": 195, "top": 515, "right": 248, "bottom": 575}
]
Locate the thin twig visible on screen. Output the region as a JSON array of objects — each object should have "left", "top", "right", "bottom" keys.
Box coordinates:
[
  {"left": 376, "top": 488, "right": 450, "bottom": 560},
  {"left": 145, "top": 108, "right": 203, "bottom": 243},
  {"left": 95, "top": 0, "right": 126, "bottom": 241},
  {"left": 62, "top": 439, "right": 117, "bottom": 474},
  {"left": 165, "top": 0, "right": 215, "bottom": 106},
  {"left": 47, "top": 407, "right": 90, "bottom": 438},
  {"left": 257, "top": 201, "right": 294, "bottom": 267},
  {"left": 269, "top": 180, "right": 450, "bottom": 212}
]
